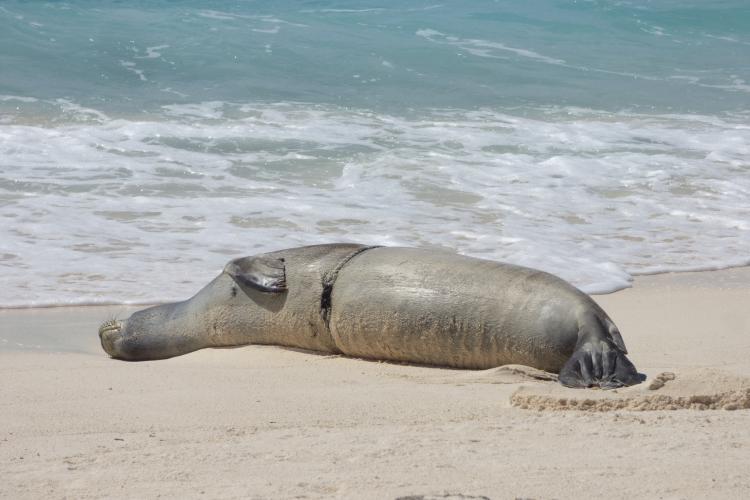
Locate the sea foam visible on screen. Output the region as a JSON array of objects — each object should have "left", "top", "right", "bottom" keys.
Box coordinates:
[{"left": 1, "top": 100, "right": 748, "bottom": 307}]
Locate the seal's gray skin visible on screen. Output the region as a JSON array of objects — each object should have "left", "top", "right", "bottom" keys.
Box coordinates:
[{"left": 99, "top": 244, "right": 642, "bottom": 389}]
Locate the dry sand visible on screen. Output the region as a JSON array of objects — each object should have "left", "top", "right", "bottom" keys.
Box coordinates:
[{"left": 1, "top": 267, "right": 749, "bottom": 499}]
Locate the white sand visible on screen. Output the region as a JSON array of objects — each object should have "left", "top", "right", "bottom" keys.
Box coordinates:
[{"left": 1, "top": 268, "right": 750, "bottom": 499}]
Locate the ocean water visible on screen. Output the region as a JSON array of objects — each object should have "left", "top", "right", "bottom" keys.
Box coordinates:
[{"left": 0, "top": 0, "right": 748, "bottom": 307}]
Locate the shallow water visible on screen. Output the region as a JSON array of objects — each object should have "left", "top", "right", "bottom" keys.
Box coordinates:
[{"left": 1, "top": 1, "right": 748, "bottom": 307}]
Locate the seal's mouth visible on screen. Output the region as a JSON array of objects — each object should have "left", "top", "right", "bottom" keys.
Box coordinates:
[{"left": 98, "top": 319, "right": 122, "bottom": 339}]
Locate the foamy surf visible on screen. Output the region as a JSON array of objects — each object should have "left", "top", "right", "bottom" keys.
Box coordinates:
[{"left": 1, "top": 101, "right": 748, "bottom": 307}]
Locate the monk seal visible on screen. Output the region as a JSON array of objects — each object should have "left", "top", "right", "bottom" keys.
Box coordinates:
[{"left": 98, "top": 244, "right": 642, "bottom": 388}]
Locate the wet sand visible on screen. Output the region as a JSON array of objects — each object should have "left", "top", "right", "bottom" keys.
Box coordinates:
[{"left": 1, "top": 268, "right": 749, "bottom": 499}]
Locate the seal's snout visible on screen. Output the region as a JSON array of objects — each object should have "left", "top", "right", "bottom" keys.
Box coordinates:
[
  {"left": 99, "top": 318, "right": 127, "bottom": 358},
  {"left": 98, "top": 319, "right": 123, "bottom": 339}
]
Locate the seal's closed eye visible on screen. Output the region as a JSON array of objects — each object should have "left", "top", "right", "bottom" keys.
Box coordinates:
[{"left": 224, "top": 255, "right": 287, "bottom": 293}]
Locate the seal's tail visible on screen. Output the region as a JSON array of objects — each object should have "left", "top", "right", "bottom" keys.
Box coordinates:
[{"left": 602, "top": 315, "right": 627, "bottom": 354}]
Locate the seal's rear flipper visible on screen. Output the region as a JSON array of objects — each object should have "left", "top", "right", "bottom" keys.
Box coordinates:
[
  {"left": 558, "top": 340, "right": 644, "bottom": 389},
  {"left": 224, "top": 256, "right": 287, "bottom": 293}
]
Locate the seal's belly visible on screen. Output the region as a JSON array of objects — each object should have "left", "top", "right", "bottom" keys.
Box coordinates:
[{"left": 329, "top": 247, "right": 579, "bottom": 370}]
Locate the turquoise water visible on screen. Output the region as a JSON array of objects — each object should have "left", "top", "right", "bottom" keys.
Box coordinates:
[
  {"left": 3, "top": 0, "right": 749, "bottom": 114},
  {"left": 0, "top": 1, "right": 749, "bottom": 306}
]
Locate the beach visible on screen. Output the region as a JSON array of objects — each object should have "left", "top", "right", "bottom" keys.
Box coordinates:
[
  {"left": 2, "top": 266, "right": 749, "bottom": 499},
  {"left": 2, "top": 1, "right": 749, "bottom": 498}
]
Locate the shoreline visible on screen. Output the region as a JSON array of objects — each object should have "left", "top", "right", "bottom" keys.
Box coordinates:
[
  {"left": 3, "top": 261, "right": 750, "bottom": 312},
  {"left": 2, "top": 265, "right": 749, "bottom": 498},
  {"left": 2, "top": 265, "right": 749, "bottom": 357}
]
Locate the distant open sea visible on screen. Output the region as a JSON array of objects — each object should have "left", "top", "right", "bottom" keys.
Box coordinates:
[{"left": 1, "top": 0, "right": 748, "bottom": 307}]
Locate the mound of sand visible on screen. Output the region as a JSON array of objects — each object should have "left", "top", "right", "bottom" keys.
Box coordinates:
[
  {"left": 457, "top": 364, "right": 558, "bottom": 383},
  {"left": 511, "top": 368, "right": 750, "bottom": 411}
]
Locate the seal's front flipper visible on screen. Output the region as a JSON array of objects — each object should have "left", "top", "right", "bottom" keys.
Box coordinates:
[
  {"left": 224, "top": 255, "right": 287, "bottom": 293},
  {"left": 558, "top": 338, "right": 644, "bottom": 389}
]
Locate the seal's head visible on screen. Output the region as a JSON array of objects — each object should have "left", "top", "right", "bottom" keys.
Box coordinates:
[{"left": 98, "top": 255, "right": 289, "bottom": 361}]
